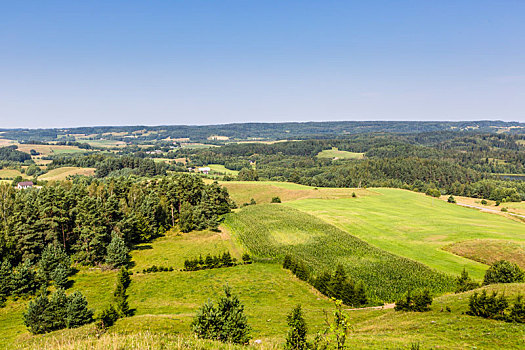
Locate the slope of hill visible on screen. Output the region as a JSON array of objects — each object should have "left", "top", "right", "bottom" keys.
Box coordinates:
[
  {"left": 285, "top": 188, "right": 525, "bottom": 279},
  {"left": 224, "top": 204, "right": 454, "bottom": 302}
]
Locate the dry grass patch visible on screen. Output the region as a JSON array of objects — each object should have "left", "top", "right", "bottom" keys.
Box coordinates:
[
  {"left": 445, "top": 239, "right": 525, "bottom": 269},
  {"left": 39, "top": 167, "right": 95, "bottom": 181}
]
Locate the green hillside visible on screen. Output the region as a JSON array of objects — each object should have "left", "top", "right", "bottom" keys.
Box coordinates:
[
  {"left": 285, "top": 188, "right": 525, "bottom": 279},
  {"left": 224, "top": 204, "right": 454, "bottom": 302}
]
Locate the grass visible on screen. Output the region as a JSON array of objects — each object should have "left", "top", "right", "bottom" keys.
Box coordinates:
[
  {"left": 208, "top": 164, "right": 239, "bottom": 176},
  {"left": 285, "top": 188, "right": 525, "bottom": 279},
  {"left": 84, "top": 139, "right": 127, "bottom": 148},
  {"left": 224, "top": 204, "right": 454, "bottom": 302},
  {"left": 220, "top": 180, "right": 371, "bottom": 205},
  {"left": 38, "top": 167, "right": 96, "bottom": 181},
  {"left": 131, "top": 229, "right": 243, "bottom": 272},
  {"left": 316, "top": 147, "right": 364, "bottom": 160},
  {"left": 13, "top": 283, "right": 525, "bottom": 349},
  {"left": 445, "top": 239, "right": 525, "bottom": 269},
  {"left": 14, "top": 144, "right": 88, "bottom": 157},
  {"left": 0, "top": 169, "right": 29, "bottom": 180}
]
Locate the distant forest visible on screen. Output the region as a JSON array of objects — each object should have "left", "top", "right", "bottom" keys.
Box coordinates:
[{"left": 1, "top": 120, "right": 524, "bottom": 143}]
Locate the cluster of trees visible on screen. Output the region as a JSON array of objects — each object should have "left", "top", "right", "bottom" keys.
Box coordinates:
[
  {"left": 184, "top": 252, "right": 252, "bottom": 271},
  {"left": 0, "top": 146, "right": 32, "bottom": 162},
  {"left": 0, "top": 244, "right": 73, "bottom": 307},
  {"left": 483, "top": 260, "right": 524, "bottom": 285},
  {"left": 283, "top": 255, "right": 368, "bottom": 307},
  {"left": 0, "top": 174, "right": 235, "bottom": 268},
  {"left": 467, "top": 291, "right": 525, "bottom": 323},
  {"left": 96, "top": 268, "right": 133, "bottom": 328},
  {"left": 394, "top": 289, "right": 433, "bottom": 312},
  {"left": 23, "top": 289, "right": 93, "bottom": 334}
]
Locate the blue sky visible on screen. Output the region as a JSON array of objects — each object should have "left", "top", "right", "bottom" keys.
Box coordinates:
[{"left": 1, "top": 1, "right": 524, "bottom": 128}]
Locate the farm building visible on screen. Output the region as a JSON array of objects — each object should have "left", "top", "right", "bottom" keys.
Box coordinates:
[
  {"left": 17, "top": 181, "right": 34, "bottom": 189},
  {"left": 197, "top": 167, "right": 211, "bottom": 175}
]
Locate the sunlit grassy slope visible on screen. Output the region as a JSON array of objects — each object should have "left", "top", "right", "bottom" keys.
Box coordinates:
[
  {"left": 285, "top": 188, "right": 525, "bottom": 279},
  {"left": 224, "top": 204, "right": 454, "bottom": 302},
  {"left": 316, "top": 147, "right": 365, "bottom": 159},
  {"left": 38, "top": 167, "right": 96, "bottom": 181}
]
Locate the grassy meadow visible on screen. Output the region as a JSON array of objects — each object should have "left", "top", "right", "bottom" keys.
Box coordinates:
[
  {"left": 316, "top": 147, "right": 364, "bottom": 160},
  {"left": 38, "top": 167, "right": 96, "bottom": 181},
  {"left": 208, "top": 164, "right": 240, "bottom": 175},
  {"left": 285, "top": 188, "right": 525, "bottom": 279},
  {"left": 445, "top": 239, "right": 525, "bottom": 269}
]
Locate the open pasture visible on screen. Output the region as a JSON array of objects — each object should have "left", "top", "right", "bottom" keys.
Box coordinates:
[
  {"left": 316, "top": 147, "right": 364, "bottom": 160},
  {"left": 221, "top": 181, "right": 372, "bottom": 205},
  {"left": 38, "top": 167, "right": 95, "bottom": 181},
  {"left": 445, "top": 239, "right": 525, "bottom": 269}
]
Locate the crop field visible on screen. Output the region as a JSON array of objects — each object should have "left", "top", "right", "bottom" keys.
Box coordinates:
[
  {"left": 84, "top": 139, "right": 127, "bottom": 148},
  {"left": 445, "top": 239, "right": 525, "bottom": 269},
  {"left": 15, "top": 144, "right": 88, "bottom": 156},
  {"left": 285, "top": 188, "right": 525, "bottom": 279},
  {"left": 316, "top": 147, "right": 364, "bottom": 159},
  {"left": 208, "top": 164, "right": 239, "bottom": 175},
  {"left": 220, "top": 180, "right": 372, "bottom": 205},
  {"left": 38, "top": 167, "right": 96, "bottom": 181},
  {"left": 224, "top": 204, "right": 454, "bottom": 302}
]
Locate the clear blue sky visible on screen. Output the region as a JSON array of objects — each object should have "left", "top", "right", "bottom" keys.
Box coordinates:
[{"left": 1, "top": 1, "right": 524, "bottom": 128}]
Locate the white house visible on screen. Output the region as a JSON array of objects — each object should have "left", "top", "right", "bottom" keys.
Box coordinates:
[
  {"left": 17, "top": 181, "right": 34, "bottom": 189},
  {"left": 197, "top": 167, "right": 211, "bottom": 175}
]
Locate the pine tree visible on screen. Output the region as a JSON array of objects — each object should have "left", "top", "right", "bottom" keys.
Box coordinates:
[
  {"left": 455, "top": 268, "right": 479, "bottom": 293},
  {"left": 96, "top": 304, "right": 119, "bottom": 328},
  {"left": 283, "top": 255, "right": 292, "bottom": 270},
  {"left": 38, "top": 244, "right": 71, "bottom": 280},
  {"left": 0, "top": 260, "right": 13, "bottom": 299},
  {"left": 113, "top": 282, "right": 130, "bottom": 317},
  {"left": 117, "top": 267, "right": 131, "bottom": 289},
  {"left": 46, "top": 288, "right": 68, "bottom": 331},
  {"left": 50, "top": 264, "right": 70, "bottom": 289},
  {"left": 11, "top": 260, "right": 38, "bottom": 297},
  {"left": 105, "top": 233, "right": 130, "bottom": 268},
  {"left": 285, "top": 305, "right": 308, "bottom": 350},
  {"left": 24, "top": 293, "right": 50, "bottom": 334},
  {"left": 192, "top": 285, "right": 251, "bottom": 344},
  {"left": 66, "top": 291, "right": 93, "bottom": 328}
]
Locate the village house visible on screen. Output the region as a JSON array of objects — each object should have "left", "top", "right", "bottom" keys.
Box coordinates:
[{"left": 17, "top": 181, "right": 34, "bottom": 189}]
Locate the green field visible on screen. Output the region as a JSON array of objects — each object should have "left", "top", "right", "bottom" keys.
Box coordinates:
[
  {"left": 38, "top": 167, "right": 96, "bottom": 181},
  {"left": 224, "top": 204, "right": 453, "bottom": 302},
  {"left": 316, "top": 147, "right": 364, "bottom": 160},
  {"left": 285, "top": 188, "right": 525, "bottom": 279},
  {"left": 0, "top": 169, "right": 28, "bottom": 180},
  {"left": 208, "top": 164, "right": 239, "bottom": 175}
]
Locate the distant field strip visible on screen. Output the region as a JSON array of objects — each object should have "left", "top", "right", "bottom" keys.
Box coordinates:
[
  {"left": 39, "top": 167, "right": 96, "bottom": 181},
  {"left": 316, "top": 147, "right": 364, "bottom": 159},
  {"left": 285, "top": 188, "right": 525, "bottom": 279},
  {"left": 224, "top": 204, "right": 453, "bottom": 302}
]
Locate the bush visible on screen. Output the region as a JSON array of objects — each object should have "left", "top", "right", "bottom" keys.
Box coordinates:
[
  {"left": 455, "top": 268, "right": 480, "bottom": 293},
  {"left": 448, "top": 195, "right": 456, "bottom": 203},
  {"left": 501, "top": 207, "right": 508, "bottom": 212},
  {"left": 467, "top": 290, "right": 508, "bottom": 320},
  {"left": 395, "top": 289, "right": 433, "bottom": 312},
  {"left": 425, "top": 188, "right": 441, "bottom": 198},
  {"left": 191, "top": 285, "right": 251, "bottom": 344},
  {"left": 271, "top": 196, "right": 282, "bottom": 203},
  {"left": 96, "top": 304, "right": 119, "bottom": 328},
  {"left": 285, "top": 305, "right": 308, "bottom": 350},
  {"left": 483, "top": 260, "right": 524, "bottom": 285},
  {"left": 481, "top": 199, "right": 488, "bottom": 205},
  {"left": 241, "top": 253, "right": 252, "bottom": 264}
]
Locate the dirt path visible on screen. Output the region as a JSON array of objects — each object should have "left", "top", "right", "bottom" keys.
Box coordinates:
[
  {"left": 345, "top": 303, "right": 395, "bottom": 311},
  {"left": 457, "top": 203, "right": 525, "bottom": 220}
]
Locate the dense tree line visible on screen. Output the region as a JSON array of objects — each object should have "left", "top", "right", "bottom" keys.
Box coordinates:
[
  {"left": 283, "top": 255, "right": 368, "bottom": 307},
  {"left": 0, "top": 146, "right": 32, "bottom": 162},
  {"left": 0, "top": 174, "right": 235, "bottom": 267}
]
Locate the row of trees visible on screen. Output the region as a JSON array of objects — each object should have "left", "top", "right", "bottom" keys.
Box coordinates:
[
  {"left": 283, "top": 255, "right": 368, "bottom": 307},
  {"left": 467, "top": 291, "right": 525, "bottom": 323},
  {"left": 183, "top": 252, "right": 252, "bottom": 271}
]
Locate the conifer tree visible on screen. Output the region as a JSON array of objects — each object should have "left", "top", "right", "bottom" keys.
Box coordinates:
[
  {"left": 0, "top": 260, "right": 13, "bottom": 299},
  {"left": 66, "top": 291, "right": 94, "bottom": 328},
  {"left": 117, "top": 267, "right": 131, "bottom": 289},
  {"left": 113, "top": 282, "right": 130, "bottom": 317},
  {"left": 23, "top": 293, "right": 50, "bottom": 334},
  {"left": 105, "top": 233, "right": 130, "bottom": 268},
  {"left": 46, "top": 288, "right": 68, "bottom": 331},
  {"left": 50, "top": 264, "right": 70, "bottom": 289},
  {"left": 285, "top": 305, "right": 308, "bottom": 350}
]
